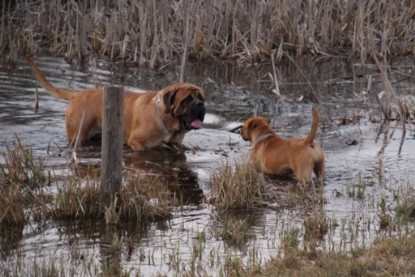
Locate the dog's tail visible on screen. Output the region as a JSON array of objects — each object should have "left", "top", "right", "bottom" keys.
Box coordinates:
[
  {"left": 27, "top": 57, "right": 77, "bottom": 101},
  {"left": 304, "top": 107, "right": 319, "bottom": 145}
]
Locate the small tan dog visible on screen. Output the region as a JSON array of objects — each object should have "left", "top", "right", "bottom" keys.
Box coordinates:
[{"left": 242, "top": 108, "right": 325, "bottom": 182}]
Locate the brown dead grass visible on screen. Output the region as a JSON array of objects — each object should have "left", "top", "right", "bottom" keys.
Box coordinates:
[
  {"left": 209, "top": 159, "right": 268, "bottom": 212},
  {"left": 0, "top": 136, "right": 173, "bottom": 224},
  {"left": 0, "top": 137, "right": 48, "bottom": 225},
  {"left": 51, "top": 171, "right": 173, "bottom": 222},
  {"left": 257, "top": 233, "right": 415, "bottom": 277},
  {"left": 2, "top": 0, "right": 414, "bottom": 66}
]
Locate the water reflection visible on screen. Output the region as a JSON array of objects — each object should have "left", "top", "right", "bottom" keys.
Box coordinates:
[
  {"left": 124, "top": 149, "right": 204, "bottom": 205},
  {"left": 70, "top": 146, "right": 205, "bottom": 205},
  {"left": 213, "top": 210, "right": 266, "bottom": 250},
  {"left": 55, "top": 219, "right": 153, "bottom": 275},
  {"left": 0, "top": 224, "right": 24, "bottom": 260}
]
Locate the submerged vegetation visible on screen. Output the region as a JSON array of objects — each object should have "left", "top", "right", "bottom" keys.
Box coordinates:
[{"left": 2, "top": 0, "right": 414, "bottom": 66}]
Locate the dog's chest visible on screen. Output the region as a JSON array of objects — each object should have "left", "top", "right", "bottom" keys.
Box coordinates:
[
  {"left": 161, "top": 132, "right": 172, "bottom": 143},
  {"left": 87, "top": 124, "right": 102, "bottom": 140},
  {"left": 155, "top": 117, "right": 172, "bottom": 142}
]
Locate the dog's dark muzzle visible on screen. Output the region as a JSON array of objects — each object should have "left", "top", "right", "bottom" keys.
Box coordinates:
[{"left": 180, "top": 99, "right": 206, "bottom": 130}]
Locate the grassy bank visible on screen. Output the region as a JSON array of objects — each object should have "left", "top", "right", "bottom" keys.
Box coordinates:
[
  {"left": 257, "top": 232, "right": 415, "bottom": 276},
  {"left": 2, "top": 0, "right": 414, "bottom": 66}
]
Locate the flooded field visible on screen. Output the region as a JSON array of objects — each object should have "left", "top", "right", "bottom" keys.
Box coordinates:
[{"left": 1, "top": 56, "right": 415, "bottom": 276}]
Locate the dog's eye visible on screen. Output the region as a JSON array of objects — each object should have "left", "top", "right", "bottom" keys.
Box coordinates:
[{"left": 181, "top": 95, "right": 193, "bottom": 107}]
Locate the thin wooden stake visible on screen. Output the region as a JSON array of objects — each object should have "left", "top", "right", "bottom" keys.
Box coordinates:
[{"left": 101, "top": 86, "right": 124, "bottom": 207}]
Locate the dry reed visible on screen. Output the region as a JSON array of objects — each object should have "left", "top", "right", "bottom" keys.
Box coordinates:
[
  {"left": 0, "top": 183, "right": 25, "bottom": 225},
  {"left": 1, "top": 0, "right": 413, "bottom": 66},
  {"left": 118, "top": 171, "right": 173, "bottom": 221},
  {"left": 209, "top": 159, "right": 268, "bottom": 211},
  {"left": 261, "top": 231, "right": 415, "bottom": 276},
  {"left": 0, "top": 136, "right": 46, "bottom": 188},
  {"left": 0, "top": 137, "right": 48, "bottom": 225},
  {"left": 394, "top": 185, "right": 415, "bottom": 222},
  {"left": 51, "top": 171, "right": 173, "bottom": 222},
  {"left": 0, "top": 136, "right": 174, "bottom": 226}
]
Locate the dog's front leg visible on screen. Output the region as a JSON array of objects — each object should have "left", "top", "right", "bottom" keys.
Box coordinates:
[
  {"left": 127, "top": 132, "right": 151, "bottom": 151},
  {"left": 166, "top": 131, "right": 189, "bottom": 151}
]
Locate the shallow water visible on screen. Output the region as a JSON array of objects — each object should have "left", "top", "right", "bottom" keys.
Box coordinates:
[{"left": 1, "top": 56, "right": 415, "bottom": 275}]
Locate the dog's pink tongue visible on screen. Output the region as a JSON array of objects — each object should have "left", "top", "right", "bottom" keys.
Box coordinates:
[{"left": 191, "top": 119, "right": 202, "bottom": 129}]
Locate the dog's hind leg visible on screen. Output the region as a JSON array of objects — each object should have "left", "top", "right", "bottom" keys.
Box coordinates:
[
  {"left": 294, "top": 163, "right": 314, "bottom": 183},
  {"left": 313, "top": 160, "right": 325, "bottom": 178},
  {"left": 66, "top": 109, "right": 99, "bottom": 145},
  {"left": 313, "top": 159, "right": 326, "bottom": 182}
]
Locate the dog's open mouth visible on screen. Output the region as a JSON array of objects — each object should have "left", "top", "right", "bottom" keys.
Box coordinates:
[
  {"left": 190, "top": 119, "right": 202, "bottom": 129},
  {"left": 179, "top": 100, "right": 205, "bottom": 130},
  {"left": 182, "top": 118, "right": 203, "bottom": 130}
]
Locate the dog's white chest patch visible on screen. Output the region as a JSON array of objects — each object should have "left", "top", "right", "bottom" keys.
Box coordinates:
[{"left": 155, "top": 117, "right": 171, "bottom": 142}]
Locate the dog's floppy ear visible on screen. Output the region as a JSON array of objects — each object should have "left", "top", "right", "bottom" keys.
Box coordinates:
[
  {"left": 248, "top": 119, "right": 258, "bottom": 130},
  {"left": 163, "top": 89, "right": 179, "bottom": 114},
  {"left": 250, "top": 117, "right": 270, "bottom": 129}
]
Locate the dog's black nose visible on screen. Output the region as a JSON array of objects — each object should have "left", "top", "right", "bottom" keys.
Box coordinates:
[{"left": 194, "top": 100, "right": 204, "bottom": 107}]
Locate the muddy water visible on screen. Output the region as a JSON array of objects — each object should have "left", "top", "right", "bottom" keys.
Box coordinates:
[{"left": 1, "top": 56, "right": 415, "bottom": 275}]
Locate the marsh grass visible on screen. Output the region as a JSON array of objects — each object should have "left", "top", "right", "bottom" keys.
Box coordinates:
[
  {"left": 395, "top": 185, "right": 415, "bottom": 222},
  {"left": 222, "top": 256, "right": 246, "bottom": 277},
  {"left": 2, "top": 0, "right": 414, "bottom": 65},
  {"left": 261, "top": 232, "right": 415, "bottom": 276},
  {"left": 345, "top": 173, "right": 373, "bottom": 202},
  {"left": 376, "top": 197, "right": 396, "bottom": 233},
  {"left": 0, "top": 136, "right": 47, "bottom": 188},
  {"left": 209, "top": 160, "right": 268, "bottom": 212},
  {"left": 214, "top": 215, "right": 255, "bottom": 248},
  {"left": 32, "top": 260, "right": 62, "bottom": 277},
  {"left": 0, "top": 183, "right": 25, "bottom": 225},
  {"left": 303, "top": 210, "right": 330, "bottom": 241},
  {"left": 118, "top": 171, "right": 173, "bottom": 221},
  {"left": 281, "top": 227, "right": 301, "bottom": 252},
  {"left": 52, "top": 171, "right": 173, "bottom": 222},
  {"left": 284, "top": 183, "right": 325, "bottom": 207},
  {"left": 52, "top": 176, "right": 103, "bottom": 220},
  {"left": 0, "top": 137, "right": 49, "bottom": 225},
  {"left": 378, "top": 212, "right": 394, "bottom": 232},
  {"left": 0, "top": 136, "right": 172, "bottom": 225},
  {"left": 6, "top": 230, "right": 415, "bottom": 276}
]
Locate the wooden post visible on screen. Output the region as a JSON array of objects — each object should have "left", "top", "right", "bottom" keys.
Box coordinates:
[{"left": 101, "top": 86, "right": 124, "bottom": 206}]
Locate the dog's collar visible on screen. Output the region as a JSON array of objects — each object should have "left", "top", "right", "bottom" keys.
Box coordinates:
[
  {"left": 154, "top": 92, "right": 162, "bottom": 108},
  {"left": 153, "top": 91, "right": 172, "bottom": 133},
  {"left": 253, "top": 131, "right": 274, "bottom": 145}
]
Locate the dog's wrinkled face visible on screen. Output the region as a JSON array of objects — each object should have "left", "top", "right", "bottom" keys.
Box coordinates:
[
  {"left": 242, "top": 117, "right": 271, "bottom": 141},
  {"left": 163, "top": 84, "right": 206, "bottom": 130}
]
